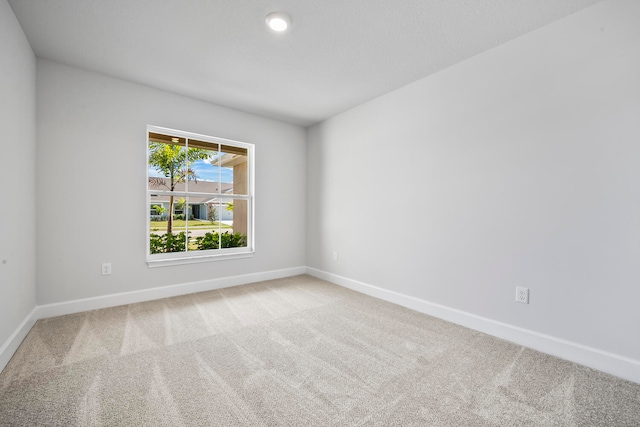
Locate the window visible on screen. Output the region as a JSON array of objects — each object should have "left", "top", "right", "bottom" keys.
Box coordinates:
[{"left": 147, "top": 126, "right": 254, "bottom": 266}]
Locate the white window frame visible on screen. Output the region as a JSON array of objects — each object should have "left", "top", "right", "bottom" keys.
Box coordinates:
[{"left": 146, "top": 125, "right": 255, "bottom": 267}]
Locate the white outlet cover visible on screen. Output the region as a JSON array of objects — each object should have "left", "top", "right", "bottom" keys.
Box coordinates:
[
  {"left": 516, "top": 286, "right": 529, "bottom": 304},
  {"left": 101, "top": 263, "right": 112, "bottom": 276}
]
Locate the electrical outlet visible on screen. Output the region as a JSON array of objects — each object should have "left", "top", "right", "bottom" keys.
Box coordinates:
[
  {"left": 101, "top": 263, "right": 112, "bottom": 276},
  {"left": 332, "top": 251, "right": 338, "bottom": 261},
  {"left": 515, "top": 286, "right": 529, "bottom": 304}
]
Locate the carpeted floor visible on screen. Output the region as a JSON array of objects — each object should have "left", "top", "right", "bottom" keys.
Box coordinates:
[{"left": 1, "top": 275, "right": 639, "bottom": 426}]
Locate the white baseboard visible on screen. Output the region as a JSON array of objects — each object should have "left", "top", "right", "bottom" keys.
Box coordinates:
[
  {"left": 0, "top": 307, "right": 38, "bottom": 372},
  {"left": 0, "top": 266, "right": 306, "bottom": 372},
  {"left": 35, "top": 266, "right": 306, "bottom": 320},
  {"left": 306, "top": 267, "right": 640, "bottom": 385}
]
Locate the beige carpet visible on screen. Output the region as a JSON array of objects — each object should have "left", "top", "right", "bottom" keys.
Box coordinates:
[{"left": 1, "top": 275, "right": 638, "bottom": 426}]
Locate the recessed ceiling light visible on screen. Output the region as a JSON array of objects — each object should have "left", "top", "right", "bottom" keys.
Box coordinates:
[{"left": 265, "top": 12, "right": 291, "bottom": 32}]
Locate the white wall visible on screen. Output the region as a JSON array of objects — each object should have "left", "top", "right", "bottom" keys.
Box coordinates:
[
  {"left": 36, "top": 60, "right": 306, "bottom": 304},
  {"left": 0, "top": 0, "right": 37, "bottom": 349},
  {"left": 307, "top": 0, "right": 640, "bottom": 362}
]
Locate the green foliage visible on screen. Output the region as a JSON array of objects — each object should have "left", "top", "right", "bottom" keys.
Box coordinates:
[
  {"left": 149, "top": 232, "right": 187, "bottom": 254},
  {"left": 150, "top": 231, "right": 246, "bottom": 254},
  {"left": 221, "top": 232, "right": 247, "bottom": 248},
  {"left": 194, "top": 232, "right": 219, "bottom": 250},
  {"left": 195, "top": 231, "right": 247, "bottom": 250},
  {"left": 150, "top": 204, "right": 168, "bottom": 221},
  {"left": 152, "top": 204, "right": 167, "bottom": 215},
  {"left": 148, "top": 143, "right": 211, "bottom": 186}
]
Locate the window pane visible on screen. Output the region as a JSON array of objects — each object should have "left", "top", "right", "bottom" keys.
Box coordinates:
[
  {"left": 226, "top": 198, "right": 248, "bottom": 248},
  {"left": 187, "top": 196, "right": 221, "bottom": 251},
  {"left": 186, "top": 142, "right": 219, "bottom": 189},
  {"left": 149, "top": 195, "right": 188, "bottom": 254},
  {"left": 220, "top": 145, "right": 248, "bottom": 195},
  {"left": 149, "top": 195, "right": 168, "bottom": 220},
  {"left": 148, "top": 136, "right": 187, "bottom": 193}
]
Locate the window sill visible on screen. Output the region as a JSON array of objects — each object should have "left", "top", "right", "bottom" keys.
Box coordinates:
[{"left": 147, "top": 250, "right": 254, "bottom": 268}]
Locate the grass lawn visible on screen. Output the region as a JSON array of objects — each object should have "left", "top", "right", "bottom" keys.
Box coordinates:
[{"left": 150, "top": 219, "right": 232, "bottom": 231}]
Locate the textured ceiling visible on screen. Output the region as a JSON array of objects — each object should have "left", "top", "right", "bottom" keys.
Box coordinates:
[{"left": 9, "top": 0, "right": 602, "bottom": 127}]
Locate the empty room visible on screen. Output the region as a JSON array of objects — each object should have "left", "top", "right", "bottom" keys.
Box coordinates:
[{"left": 1, "top": 0, "right": 639, "bottom": 425}]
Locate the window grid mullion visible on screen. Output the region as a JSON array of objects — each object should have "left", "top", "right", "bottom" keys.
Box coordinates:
[{"left": 184, "top": 138, "right": 189, "bottom": 252}]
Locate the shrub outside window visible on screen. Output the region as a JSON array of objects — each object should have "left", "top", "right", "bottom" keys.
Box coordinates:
[{"left": 147, "top": 126, "right": 254, "bottom": 266}]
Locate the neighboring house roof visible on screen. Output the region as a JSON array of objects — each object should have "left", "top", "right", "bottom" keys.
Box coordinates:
[{"left": 149, "top": 178, "right": 234, "bottom": 204}]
